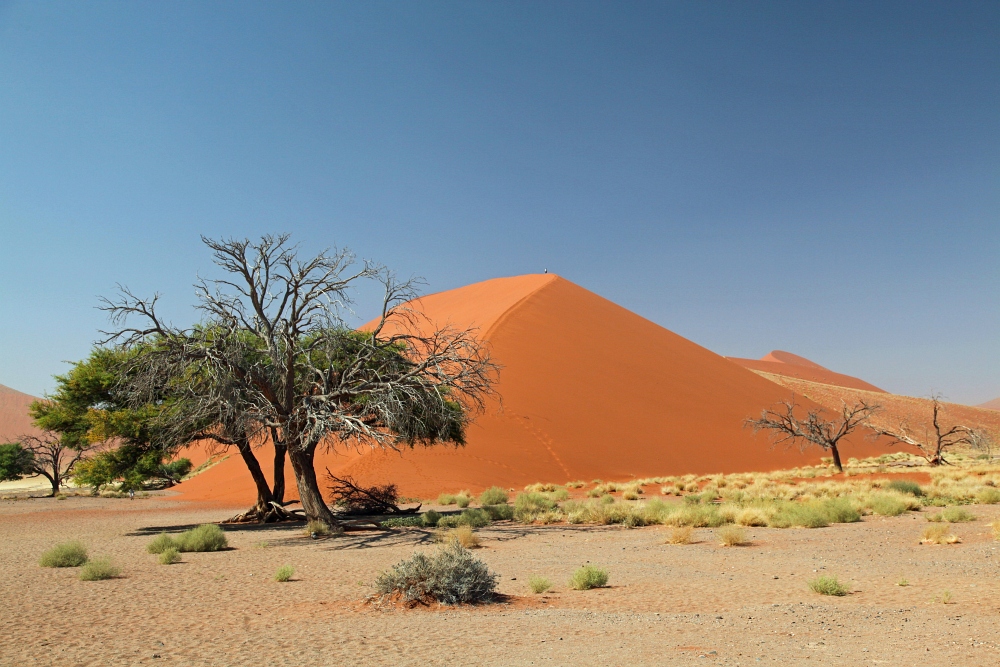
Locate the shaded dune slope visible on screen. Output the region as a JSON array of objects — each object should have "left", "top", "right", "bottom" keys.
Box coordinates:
[
  {"left": 175, "top": 275, "right": 893, "bottom": 505},
  {"left": 728, "top": 351, "right": 886, "bottom": 393},
  {"left": 0, "top": 384, "right": 41, "bottom": 442},
  {"left": 978, "top": 398, "right": 1000, "bottom": 411}
]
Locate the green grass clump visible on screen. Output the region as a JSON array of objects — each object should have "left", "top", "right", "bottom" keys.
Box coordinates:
[
  {"left": 305, "top": 520, "right": 331, "bottom": 536},
  {"left": 820, "top": 498, "right": 861, "bottom": 524},
  {"left": 569, "top": 565, "right": 608, "bottom": 590},
  {"left": 479, "top": 486, "right": 509, "bottom": 506},
  {"left": 513, "top": 492, "right": 558, "bottom": 522},
  {"left": 79, "top": 558, "right": 121, "bottom": 581},
  {"left": 39, "top": 541, "right": 88, "bottom": 568},
  {"left": 437, "top": 493, "right": 457, "bottom": 505},
  {"left": 421, "top": 510, "right": 442, "bottom": 527},
  {"left": 976, "top": 487, "right": 1000, "bottom": 504},
  {"left": 769, "top": 503, "right": 829, "bottom": 528},
  {"left": 886, "top": 479, "right": 924, "bottom": 496},
  {"left": 147, "top": 533, "right": 177, "bottom": 554},
  {"left": 274, "top": 565, "right": 295, "bottom": 582},
  {"left": 158, "top": 547, "right": 180, "bottom": 565},
  {"left": 942, "top": 506, "right": 976, "bottom": 522},
  {"left": 528, "top": 575, "right": 552, "bottom": 594},
  {"left": 380, "top": 516, "right": 423, "bottom": 528},
  {"left": 482, "top": 504, "right": 514, "bottom": 521},
  {"left": 439, "top": 508, "right": 491, "bottom": 529},
  {"left": 868, "top": 493, "right": 910, "bottom": 517},
  {"left": 455, "top": 494, "right": 471, "bottom": 508},
  {"left": 808, "top": 575, "right": 850, "bottom": 596}
]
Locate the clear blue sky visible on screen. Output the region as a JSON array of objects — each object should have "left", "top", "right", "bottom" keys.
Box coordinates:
[{"left": 1, "top": 1, "right": 997, "bottom": 403}]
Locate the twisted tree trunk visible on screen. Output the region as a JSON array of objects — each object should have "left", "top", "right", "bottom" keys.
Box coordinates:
[{"left": 288, "top": 446, "right": 337, "bottom": 526}]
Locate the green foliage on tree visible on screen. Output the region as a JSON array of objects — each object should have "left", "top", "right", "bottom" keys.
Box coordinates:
[{"left": 0, "top": 443, "right": 35, "bottom": 482}]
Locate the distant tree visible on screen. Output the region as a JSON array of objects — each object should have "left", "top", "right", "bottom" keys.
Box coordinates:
[
  {"left": 746, "top": 398, "right": 881, "bottom": 473},
  {"left": 8, "top": 432, "right": 91, "bottom": 496},
  {"left": 101, "top": 235, "right": 499, "bottom": 525},
  {"left": 869, "top": 395, "right": 980, "bottom": 466},
  {"left": 0, "top": 442, "right": 35, "bottom": 482}
]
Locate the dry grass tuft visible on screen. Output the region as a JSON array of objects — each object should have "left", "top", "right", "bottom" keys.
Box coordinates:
[
  {"left": 921, "top": 524, "right": 960, "bottom": 545},
  {"left": 718, "top": 525, "right": 748, "bottom": 547},
  {"left": 808, "top": 575, "right": 850, "bottom": 596},
  {"left": 528, "top": 575, "right": 552, "bottom": 594},
  {"left": 569, "top": 565, "right": 608, "bottom": 590},
  {"left": 666, "top": 526, "right": 694, "bottom": 544},
  {"left": 441, "top": 524, "right": 480, "bottom": 548}
]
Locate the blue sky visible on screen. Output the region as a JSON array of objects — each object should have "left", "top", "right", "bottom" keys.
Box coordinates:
[{"left": 1, "top": 1, "right": 997, "bottom": 403}]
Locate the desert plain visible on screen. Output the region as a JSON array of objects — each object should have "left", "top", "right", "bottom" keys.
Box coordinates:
[{"left": 3, "top": 480, "right": 1000, "bottom": 667}]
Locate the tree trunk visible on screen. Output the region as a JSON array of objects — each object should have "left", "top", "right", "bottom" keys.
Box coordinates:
[
  {"left": 235, "top": 438, "right": 274, "bottom": 512},
  {"left": 288, "top": 446, "right": 337, "bottom": 525},
  {"left": 830, "top": 444, "right": 844, "bottom": 473},
  {"left": 272, "top": 442, "right": 287, "bottom": 504}
]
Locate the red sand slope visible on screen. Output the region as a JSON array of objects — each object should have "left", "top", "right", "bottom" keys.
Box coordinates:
[
  {"left": 0, "top": 384, "right": 41, "bottom": 442},
  {"left": 978, "top": 398, "right": 1000, "bottom": 411},
  {"left": 728, "top": 351, "right": 886, "bottom": 393},
  {"left": 174, "top": 275, "right": 893, "bottom": 505}
]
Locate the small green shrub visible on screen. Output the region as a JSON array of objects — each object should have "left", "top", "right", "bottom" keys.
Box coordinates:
[
  {"left": 176, "top": 524, "right": 228, "bottom": 552},
  {"left": 513, "top": 492, "right": 558, "bottom": 522},
  {"left": 528, "top": 575, "right": 552, "bottom": 594},
  {"left": 373, "top": 541, "right": 498, "bottom": 604},
  {"left": 942, "top": 507, "right": 976, "bottom": 523},
  {"left": 976, "top": 488, "right": 1000, "bottom": 504},
  {"left": 306, "top": 520, "right": 331, "bottom": 536},
  {"left": 569, "top": 565, "right": 608, "bottom": 590},
  {"left": 808, "top": 575, "right": 849, "bottom": 596},
  {"left": 437, "top": 493, "right": 457, "bottom": 505},
  {"left": 479, "top": 486, "right": 509, "bottom": 506},
  {"left": 274, "top": 565, "right": 295, "bottom": 582},
  {"left": 158, "top": 548, "right": 180, "bottom": 565},
  {"left": 769, "top": 503, "right": 829, "bottom": 529},
  {"left": 482, "top": 504, "right": 514, "bottom": 521},
  {"left": 147, "top": 533, "right": 177, "bottom": 554},
  {"left": 421, "top": 510, "right": 442, "bottom": 527},
  {"left": 820, "top": 498, "right": 861, "bottom": 524},
  {"left": 455, "top": 495, "right": 471, "bottom": 509},
  {"left": 886, "top": 479, "right": 924, "bottom": 496},
  {"left": 455, "top": 508, "right": 490, "bottom": 528},
  {"left": 79, "top": 558, "right": 120, "bottom": 581},
  {"left": 869, "top": 493, "right": 909, "bottom": 517},
  {"left": 39, "top": 541, "right": 88, "bottom": 568},
  {"left": 380, "top": 516, "right": 423, "bottom": 528}
]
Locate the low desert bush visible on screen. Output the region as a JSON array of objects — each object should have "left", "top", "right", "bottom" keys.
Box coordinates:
[
  {"left": 438, "top": 508, "right": 490, "bottom": 529},
  {"left": 305, "top": 520, "right": 331, "bottom": 536},
  {"left": 942, "top": 507, "right": 976, "bottom": 523},
  {"left": 274, "top": 565, "right": 295, "bottom": 582},
  {"left": 666, "top": 526, "right": 694, "bottom": 545},
  {"left": 513, "top": 492, "right": 558, "bottom": 522},
  {"left": 921, "top": 524, "right": 960, "bottom": 544},
  {"left": 158, "top": 547, "right": 180, "bottom": 565},
  {"left": 147, "top": 533, "right": 177, "bottom": 554},
  {"left": 176, "top": 524, "right": 228, "bottom": 552},
  {"left": 566, "top": 481, "right": 586, "bottom": 489},
  {"left": 455, "top": 492, "right": 472, "bottom": 509},
  {"left": 769, "top": 503, "right": 829, "bottom": 529},
  {"left": 380, "top": 516, "right": 423, "bottom": 528},
  {"left": 373, "top": 541, "right": 498, "bottom": 604},
  {"left": 441, "top": 525, "right": 480, "bottom": 548},
  {"left": 39, "top": 541, "right": 88, "bottom": 568},
  {"left": 79, "top": 558, "right": 120, "bottom": 581},
  {"left": 421, "top": 510, "right": 442, "bottom": 527},
  {"left": 718, "top": 525, "right": 747, "bottom": 547},
  {"left": 482, "top": 504, "right": 514, "bottom": 521},
  {"left": 479, "top": 486, "right": 509, "bottom": 506},
  {"left": 735, "top": 507, "right": 770, "bottom": 527},
  {"left": 437, "top": 493, "right": 457, "bottom": 505},
  {"left": 867, "top": 493, "right": 911, "bottom": 517},
  {"left": 569, "top": 565, "right": 608, "bottom": 590},
  {"left": 528, "top": 575, "right": 552, "bottom": 594},
  {"left": 976, "top": 487, "right": 1000, "bottom": 504},
  {"left": 808, "top": 575, "right": 850, "bottom": 596},
  {"left": 886, "top": 479, "right": 924, "bottom": 496}
]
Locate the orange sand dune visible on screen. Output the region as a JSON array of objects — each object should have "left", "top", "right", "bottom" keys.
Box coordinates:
[
  {"left": 174, "top": 275, "right": 894, "bottom": 506},
  {"left": 728, "top": 350, "right": 886, "bottom": 393},
  {"left": 0, "top": 384, "right": 41, "bottom": 442},
  {"left": 978, "top": 398, "right": 1000, "bottom": 411}
]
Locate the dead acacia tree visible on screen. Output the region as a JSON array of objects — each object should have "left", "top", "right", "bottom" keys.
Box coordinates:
[
  {"left": 16, "top": 432, "right": 92, "bottom": 496},
  {"left": 869, "top": 396, "right": 980, "bottom": 465},
  {"left": 746, "top": 398, "right": 881, "bottom": 473},
  {"left": 101, "top": 234, "right": 498, "bottom": 526}
]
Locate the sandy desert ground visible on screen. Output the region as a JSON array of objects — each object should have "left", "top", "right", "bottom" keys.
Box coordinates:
[{"left": 3, "top": 493, "right": 999, "bottom": 667}]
